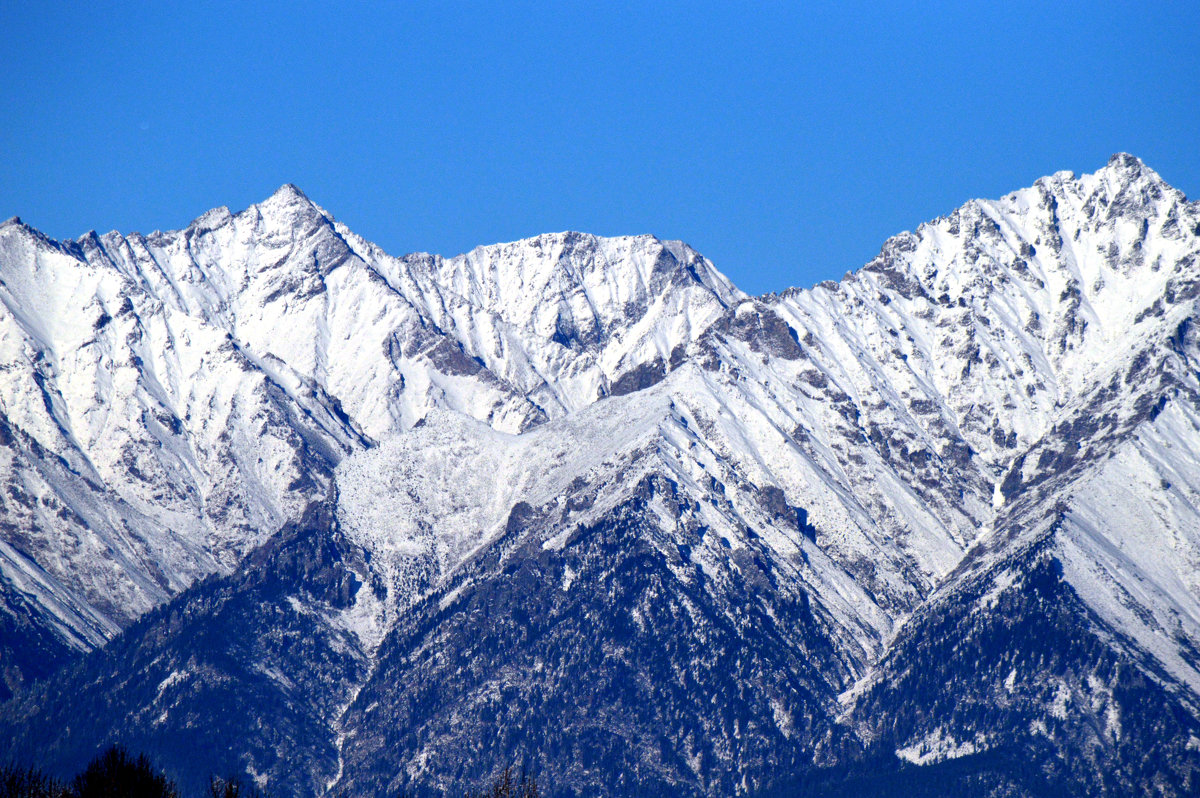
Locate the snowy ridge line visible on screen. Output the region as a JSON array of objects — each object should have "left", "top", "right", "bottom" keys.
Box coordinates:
[
  {"left": 0, "top": 181, "right": 745, "bottom": 677},
  {"left": 0, "top": 153, "right": 1197, "bottom": 721}
]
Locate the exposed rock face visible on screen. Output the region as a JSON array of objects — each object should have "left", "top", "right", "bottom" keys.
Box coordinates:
[
  {"left": 2, "top": 155, "right": 1200, "bottom": 796},
  {"left": 0, "top": 195, "right": 736, "bottom": 701}
]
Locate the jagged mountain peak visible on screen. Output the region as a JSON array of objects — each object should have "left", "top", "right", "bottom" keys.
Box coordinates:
[
  {"left": 443, "top": 229, "right": 740, "bottom": 302},
  {"left": 810, "top": 154, "right": 1197, "bottom": 349},
  {"left": 185, "top": 204, "right": 235, "bottom": 233},
  {"left": 1025, "top": 151, "right": 1172, "bottom": 195},
  {"left": 1037, "top": 153, "right": 1185, "bottom": 223},
  {"left": 0, "top": 213, "right": 65, "bottom": 255},
  {"left": 270, "top": 181, "right": 311, "bottom": 202},
  {"left": 328, "top": 227, "right": 747, "bottom": 417},
  {"left": 766, "top": 156, "right": 1199, "bottom": 495},
  {"left": 1099, "top": 150, "right": 1173, "bottom": 189},
  {"left": 166, "top": 182, "right": 336, "bottom": 247},
  {"left": 256, "top": 181, "right": 326, "bottom": 217},
  {"left": 1030, "top": 151, "right": 1156, "bottom": 189},
  {"left": 775, "top": 154, "right": 1192, "bottom": 305},
  {"left": 4, "top": 155, "right": 1200, "bottom": 796}
]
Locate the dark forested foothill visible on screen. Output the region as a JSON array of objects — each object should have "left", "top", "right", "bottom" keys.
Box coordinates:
[
  {"left": 2, "top": 747, "right": 181, "bottom": 798},
  {"left": 1, "top": 750, "right": 538, "bottom": 798}
]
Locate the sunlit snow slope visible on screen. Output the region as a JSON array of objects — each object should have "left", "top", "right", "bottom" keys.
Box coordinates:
[
  {"left": 1, "top": 154, "right": 1199, "bottom": 796},
  {"left": 0, "top": 191, "right": 736, "bottom": 698}
]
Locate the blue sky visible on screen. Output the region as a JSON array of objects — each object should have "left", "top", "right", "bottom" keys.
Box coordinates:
[{"left": 2, "top": 1, "right": 1197, "bottom": 295}]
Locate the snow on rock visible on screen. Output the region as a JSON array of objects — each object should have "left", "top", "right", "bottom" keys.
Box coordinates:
[
  {"left": 0, "top": 193, "right": 741, "bottom": 667},
  {"left": 2, "top": 154, "right": 1200, "bottom": 724}
]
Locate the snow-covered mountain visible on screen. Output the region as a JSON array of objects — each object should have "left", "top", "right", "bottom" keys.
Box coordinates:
[
  {"left": 2, "top": 154, "right": 1199, "bottom": 796},
  {"left": 0, "top": 194, "right": 736, "bottom": 698}
]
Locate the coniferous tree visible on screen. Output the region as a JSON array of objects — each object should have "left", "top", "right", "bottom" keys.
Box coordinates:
[
  {"left": 71, "top": 747, "right": 179, "bottom": 798},
  {"left": 0, "top": 764, "right": 65, "bottom": 798}
]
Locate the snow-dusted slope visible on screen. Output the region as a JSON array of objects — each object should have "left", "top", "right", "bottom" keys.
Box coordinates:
[
  {"left": 0, "top": 215, "right": 356, "bottom": 644},
  {"left": 335, "top": 369, "right": 894, "bottom": 665},
  {"left": 2, "top": 154, "right": 1199, "bottom": 794},
  {"left": 339, "top": 228, "right": 743, "bottom": 415},
  {"left": 772, "top": 153, "right": 1194, "bottom": 469},
  {"left": 0, "top": 192, "right": 739, "bottom": 696},
  {"left": 781, "top": 153, "right": 1200, "bottom": 686},
  {"left": 326, "top": 152, "right": 1200, "bottom": 699}
]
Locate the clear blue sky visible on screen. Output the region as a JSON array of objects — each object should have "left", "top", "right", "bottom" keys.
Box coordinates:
[{"left": 3, "top": 1, "right": 1197, "bottom": 295}]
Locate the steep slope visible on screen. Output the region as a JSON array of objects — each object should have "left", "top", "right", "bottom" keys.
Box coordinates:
[
  {"left": 2, "top": 155, "right": 1199, "bottom": 796},
  {"left": 782, "top": 152, "right": 1200, "bottom": 682},
  {"left": 0, "top": 196, "right": 734, "bottom": 697},
  {"left": 0, "top": 500, "right": 378, "bottom": 798},
  {"left": 836, "top": 326, "right": 1200, "bottom": 796},
  {"left": 1, "top": 384, "right": 867, "bottom": 796},
  {"left": 770, "top": 153, "right": 1196, "bottom": 470},
  {"left": 339, "top": 228, "right": 743, "bottom": 413},
  {"left": 0, "top": 212, "right": 361, "bottom": 696}
]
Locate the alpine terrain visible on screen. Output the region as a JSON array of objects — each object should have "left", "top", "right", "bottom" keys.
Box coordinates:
[{"left": 1, "top": 154, "right": 1198, "bottom": 796}]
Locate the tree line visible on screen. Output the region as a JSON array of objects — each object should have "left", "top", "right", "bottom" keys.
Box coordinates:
[{"left": 1, "top": 747, "right": 539, "bottom": 798}]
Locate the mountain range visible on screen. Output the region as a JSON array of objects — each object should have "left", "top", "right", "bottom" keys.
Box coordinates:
[{"left": 1, "top": 154, "right": 1198, "bottom": 796}]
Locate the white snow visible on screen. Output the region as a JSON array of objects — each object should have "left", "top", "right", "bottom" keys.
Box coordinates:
[
  {"left": 896, "top": 728, "right": 990, "bottom": 765},
  {"left": 1, "top": 154, "right": 1199, "bottom": 725}
]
